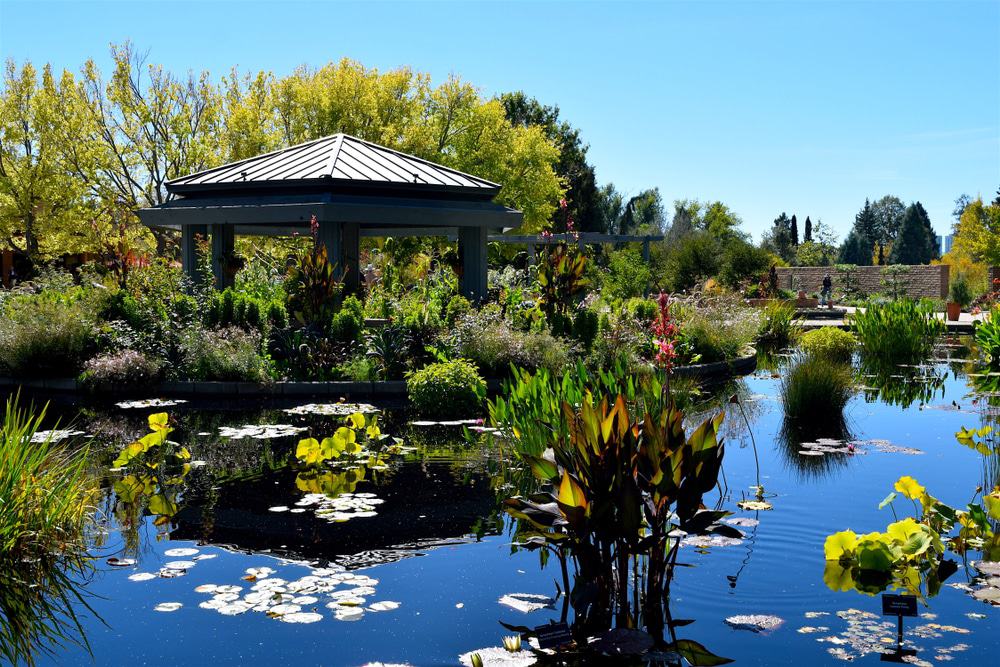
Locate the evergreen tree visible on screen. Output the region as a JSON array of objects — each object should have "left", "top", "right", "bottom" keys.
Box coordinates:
[
  {"left": 913, "top": 201, "right": 939, "bottom": 261},
  {"left": 804, "top": 216, "right": 812, "bottom": 243},
  {"left": 762, "top": 212, "right": 795, "bottom": 263},
  {"left": 838, "top": 229, "right": 869, "bottom": 265},
  {"left": 791, "top": 214, "right": 799, "bottom": 246},
  {"left": 889, "top": 204, "right": 936, "bottom": 264}
]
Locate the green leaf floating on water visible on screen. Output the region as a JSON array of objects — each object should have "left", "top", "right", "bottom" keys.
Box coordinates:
[{"left": 669, "top": 639, "right": 733, "bottom": 666}]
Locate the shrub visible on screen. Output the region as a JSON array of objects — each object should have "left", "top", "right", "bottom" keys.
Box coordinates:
[
  {"left": 800, "top": 327, "right": 855, "bottom": 363},
  {"left": 0, "top": 298, "right": 94, "bottom": 376},
  {"left": 571, "top": 308, "right": 600, "bottom": 351},
  {"left": 80, "top": 350, "right": 163, "bottom": 390},
  {"left": 975, "top": 307, "right": 1000, "bottom": 366},
  {"left": 406, "top": 359, "right": 486, "bottom": 418},
  {"left": 950, "top": 274, "right": 973, "bottom": 309},
  {"left": 781, "top": 355, "right": 854, "bottom": 429},
  {"left": 338, "top": 355, "right": 375, "bottom": 381},
  {"left": 447, "top": 312, "right": 572, "bottom": 376},
  {"left": 675, "top": 296, "right": 760, "bottom": 363},
  {"left": 604, "top": 248, "right": 651, "bottom": 300},
  {"left": 719, "top": 240, "right": 773, "bottom": 289},
  {"left": 850, "top": 299, "right": 944, "bottom": 364},
  {"left": 444, "top": 295, "right": 472, "bottom": 326},
  {"left": 756, "top": 300, "right": 799, "bottom": 348},
  {"left": 664, "top": 232, "right": 720, "bottom": 291},
  {"left": 626, "top": 297, "right": 658, "bottom": 324},
  {"left": 181, "top": 326, "right": 271, "bottom": 382},
  {"left": 206, "top": 288, "right": 287, "bottom": 334},
  {"left": 330, "top": 309, "right": 363, "bottom": 343}
]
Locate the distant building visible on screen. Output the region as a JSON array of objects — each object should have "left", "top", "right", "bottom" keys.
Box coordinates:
[{"left": 937, "top": 234, "right": 954, "bottom": 255}]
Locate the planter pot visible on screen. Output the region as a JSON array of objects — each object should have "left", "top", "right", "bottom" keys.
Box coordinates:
[
  {"left": 946, "top": 302, "right": 961, "bottom": 321},
  {"left": 795, "top": 297, "right": 819, "bottom": 308}
]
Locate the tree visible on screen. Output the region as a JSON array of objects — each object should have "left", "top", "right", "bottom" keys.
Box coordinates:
[
  {"left": 699, "top": 201, "right": 746, "bottom": 243},
  {"left": 870, "top": 195, "right": 905, "bottom": 263},
  {"left": 760, "top": 212, "right": 794, "bottom": 263},
  {"left": 593, "top": 183, "right": 624, "bottom": 236},
  {"left": 952, "top": 197, "right": 1000, "bottom": 265},
  {"left": 913, "top": 201, "right": 939, "bottom": 261},
  {"left": 804, "top": 216, "right": 812, "bottom": 243},
  {"left": 666, "top": 199, "right": 699, "bottom": 243},
  {"left": 838, "top": 229, "right": 870, "bottom": 265},
  {"left": 889, "top": 203, "right": 936, "bottom": 264},
  {"left": 953, "top": 193, "right": 972, "bottom": 225},
  {"left": 502, "top": 92, "right": 599, "bottom": 232},
  {"left": 790, "top": 214, "right": 799, "bottom": 246},
  {"left": 620, "top": 188, "right": 665, "bottom": 235},
  {"left": 795, "top": 220, "right": 838, "bottom": 266}
]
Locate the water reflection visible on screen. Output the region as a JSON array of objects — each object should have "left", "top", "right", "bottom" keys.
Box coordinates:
[
  {"left": 0, "top": 553, "right": 95, "bottom": 666},
  {"left": 859, "top": 361, "right": 947, "bottom": 409},
  {"left": 776, "top": 420, "right": 854, "bottom": 479}
]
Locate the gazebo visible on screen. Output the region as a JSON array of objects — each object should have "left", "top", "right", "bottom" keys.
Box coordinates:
[{"left": 138, "top": 134, "right": 522, "bottom": 300}]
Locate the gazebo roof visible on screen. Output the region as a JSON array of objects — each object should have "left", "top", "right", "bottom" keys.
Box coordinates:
[{"left": 167, "top": 133, "right": 500, "bottom": 198}]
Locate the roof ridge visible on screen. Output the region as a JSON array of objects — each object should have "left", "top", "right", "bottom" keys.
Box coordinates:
[
  {"left": 341, "top": 134, "right": 500, "bottom": 188},
  {"left": 167, "top": 134, "right": 339, "bottom": 185},
  {"left": 322, "top": 134, "right": 347, "bottom": 179}
]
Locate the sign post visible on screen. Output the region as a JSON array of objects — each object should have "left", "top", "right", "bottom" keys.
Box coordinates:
[{"left": 880, "top": 594, "right": 917, "bottom": 663}]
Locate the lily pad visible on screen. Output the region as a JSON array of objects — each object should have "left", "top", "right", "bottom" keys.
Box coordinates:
[
  {"left": 106, "top": 557, "right": 136, "bottom": 567},
  {"left": 498, "top": 593, "right": 555, "bottom": 613},
  {"left": 128, "top": 572, "right": 157, "bottom": 582},
  {"left": 724, "top": 614, "right": 784, "bottom": 633},
  {"left": 154, "top": 602, "right": 183, "bottom": 612},
  {"left": 367, "top": 600, "right": 401, "bottom": 612},
  {"left": 737, "top": 500, "right": 773, "bottom": 511},
  {"left": 116, "top": 399, "right": 187, "bottom": 409},
  {"left": 282, "top": 612, "right": 323, "bottom": 623},
  {"left": 164, "top": 547, "right": 199, "bottom": 557}
]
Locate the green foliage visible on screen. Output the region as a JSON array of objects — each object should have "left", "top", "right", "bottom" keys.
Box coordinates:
[
  {"left": 799, "top": 327, "right": 855, "bottom": 363},
  {"left": 365, "top": 325, "right": 410, "bottom": 381},
  {"left": 755, "top": 300, "right": 799, "bottom": 349},
  {"left": 181, "top": 326, "right": 272, "bottom": 382},
  {"left": 822, "top": 474, "right": 997, "bottom": 598},
  {"left": 626, "top": 297, "right": 658, "bottom": 324},
  {"left": 329, "top": 297, "right": 364, "bottom": 343},
  {"left": 284, "top": 245, "right": 343, "bottom": 326},
  {"left": 406, "top": 359, "right": 486, "bottom": 418},
  {"left": 889, "top": 202, "right": 938, "bottom": 265},
  {"left": 675, "top": 296, "right": 760, "bottom": 363},
  {"left": 664, "top": 232, "right": 720, "bottom": 291},
  {"left": 880, "top": 264, "right": 910, "bottom": 300},
  {"left": 718, "top": 239, "right": 773, "bottom": 289},
  {"left": 494, "top": 366, "right": 733, "bottom": 643},
  {"left": 603, "top": 247, "right": 650, "bottom": 299},
  {"left": 975, "top": 307, "right": 1000, "bottom": 365},
  {"left": 444, "top": 294, "right": 471, "bottom": 326},
  {"left": 446, "top": 311, "right": 573, "bottom": 377},
  {"left": 79, "top": 349, "right": 162, "bottom": 390},
  {"left": 0, "top": 295, "right": 95, "bottom": 377},
  {"left": 571, "top": 308, "right": 599, "bottom": 352},
  {"left": 536, "top": 241, "right": 589, "bottom": 321},
  {"left": 206, "top": 287, "right": 286, "bottom": 334},
  {"left": 850, "top": 299, "right": 944, "bottom": 364},
  {"left": 295, "top": 411, "right": 389, "bottom": 466},
  {"left": 949, "top": 274, "right": 973, "bottom": 308},
  {"left": 781, "top": 355, "right": 854, "bottom": 427}
]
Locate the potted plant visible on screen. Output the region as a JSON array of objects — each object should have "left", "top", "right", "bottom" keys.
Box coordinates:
[{"left": 948, "top": 274, "right": 972, "bottom": 321}]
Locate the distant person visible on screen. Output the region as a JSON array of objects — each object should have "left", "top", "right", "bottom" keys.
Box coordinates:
[{"left": 821, "top": 273, "right": 833, "bottom": 308}]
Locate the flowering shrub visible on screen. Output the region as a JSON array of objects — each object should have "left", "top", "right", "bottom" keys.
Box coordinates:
[
  {"left": 650, "top": 291, "right": 678, "bottom": 371},
  {"left": 80, "top": 350, "right": 162, "bottom": 390}
]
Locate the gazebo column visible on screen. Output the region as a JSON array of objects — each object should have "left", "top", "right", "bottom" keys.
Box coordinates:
[
  {"left": 317, "top": 220, "right": 360, "bottom": 294},
  {"left": 459, "top": 226, "right": 488, "bottom": 302},
  {"left": 209, "top": 224, "right": 235, "bottom": 289},
  {"left": 181, "top": 224, "right": 207, "bottom": 286}
]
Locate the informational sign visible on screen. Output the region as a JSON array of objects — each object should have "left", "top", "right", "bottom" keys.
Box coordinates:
[
  {"left": 534, "top": 622, "right": 573, "bottom": 649},
  {"left": 881, "top": 594, "right": 918, "bottom": 617}
]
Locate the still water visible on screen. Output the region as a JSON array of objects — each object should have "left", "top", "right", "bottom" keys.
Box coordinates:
[{"left": 6, "top": 344, "right": 1000, "bottom": 666}]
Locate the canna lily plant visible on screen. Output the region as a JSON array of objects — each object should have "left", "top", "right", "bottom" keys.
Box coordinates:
[{"left": 501, "top": 380, "right": 736, "bottom": 647}]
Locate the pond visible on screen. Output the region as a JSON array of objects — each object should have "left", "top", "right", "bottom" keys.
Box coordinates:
[{"left": 5, "top": 340, "right": 1000, "bottom": 666}]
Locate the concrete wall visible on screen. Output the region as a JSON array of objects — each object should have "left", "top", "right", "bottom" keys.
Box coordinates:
[{"left": 775, "top": 265, "right": 949, "bottom": 299}]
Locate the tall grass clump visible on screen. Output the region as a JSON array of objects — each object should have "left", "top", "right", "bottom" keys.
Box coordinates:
[
  {"left": 800, "top": 327, "right": 855, "bottom": 363},
  {"left": 675, "top": 294, "right": 761, "bottom": 363},
  {"left": 0, "top": 394, "right": 97, "bottom": 665},
  {"left": 756, "top": 300, "right": 800, "bottom": 349},
  {"left": 780, "top": 355, "right": 854, "bottom": 431},
  {"left": 975, "top": 307, "right": 1000, "bottom": 366},
  {"left": 850, "top": 299, "right": 944, "bottom": 364}
]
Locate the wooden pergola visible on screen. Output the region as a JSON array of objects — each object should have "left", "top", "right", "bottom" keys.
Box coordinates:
[{"left": 138, "top": 134, "right": 522, "bottom": 300}]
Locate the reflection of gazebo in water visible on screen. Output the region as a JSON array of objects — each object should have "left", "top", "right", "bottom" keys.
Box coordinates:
[{"left": 138, "top": 134, "right": 522, "bottom": 300}]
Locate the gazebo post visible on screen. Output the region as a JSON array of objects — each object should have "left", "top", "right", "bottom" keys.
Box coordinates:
[
  {"left": 342, "top": 222, "right": 360, "bottom": 294},
  {"left": 209, "top": 224, "right": 235, "bottom": 289},
  {"left": 181, "top": 224, "right": 207, "bottom": 286},
  {"left": 459, "top": 226, "right": 488, "bottom": 302}
]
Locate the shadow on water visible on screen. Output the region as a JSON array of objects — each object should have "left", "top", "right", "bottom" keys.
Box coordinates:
[{"left": 775, "top": 417, "right": 854, "bottom": 480}]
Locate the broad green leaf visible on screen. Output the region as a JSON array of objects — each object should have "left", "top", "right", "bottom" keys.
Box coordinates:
[
  {"left": 148, "top": 412, "right": 170, "bottom": 432},
  {"left": 558, "top": 472, "right": 587, "bottom": 510},
  {"left": 347, "top": 412, "right": 365, "bottom": 429},
  {"left": 671, "top": 639, "right": 733, "bottom": 666},
  {"left": 878, "top": 492, "right": 897, "bottom": 510}
]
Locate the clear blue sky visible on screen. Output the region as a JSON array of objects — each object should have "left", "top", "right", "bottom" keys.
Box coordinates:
[{"left": 2, "top": 0, "right": 998, "bottom": 241}]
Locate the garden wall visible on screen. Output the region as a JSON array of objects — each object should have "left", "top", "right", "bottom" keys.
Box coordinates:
[{"left": 774, "top": 265, "right": 949, "bottom": 299}]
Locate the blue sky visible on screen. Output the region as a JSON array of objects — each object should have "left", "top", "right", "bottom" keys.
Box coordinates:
[{"left": 2, "top": 0, "right": 998, "bottom": 241}]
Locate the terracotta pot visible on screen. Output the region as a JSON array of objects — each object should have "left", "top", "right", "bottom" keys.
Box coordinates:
[{"left": 946, "top": 302, "right": 961, "bottom": 321}]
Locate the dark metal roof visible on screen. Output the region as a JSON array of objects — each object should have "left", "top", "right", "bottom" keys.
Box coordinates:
[{"left": 167, "top": 134, "right": 501, "bottom": 197}]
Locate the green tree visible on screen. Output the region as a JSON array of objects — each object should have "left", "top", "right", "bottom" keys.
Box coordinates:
[
  {"left": 666, "top": 199, "right": 699, "bottom": 243},
  {"left": 871, "top": 195, "right": 905, "bottom": 263},
  {"left": 700, "top": 200, "right": 746, "bottom": 243},
  {"left": 619, "top": 188, "right": 665, "bottom": 235},
  {"left": 501, "top": 92, "right": 599, "bottom": 232},
  {"left": 804, "top": 215, "right": 812, "bottom": 243},
  {"left": 593, "top": 183, "right": 624, "bottom": 236},
  {"left": 761, "top": 212, "right": 794, "bottom": 263},
  {"left": 952, "top": 197, "right": 1000, "bottom": 265},
  {"left": 838, "top": 229, "right": 869, "bottom": 265},
  {"left": 889, "top": 203, "right": 937, "bottom": 265},
  {"left": 790, "top": 214, "right": 799, "bottom": 246},
  {"left": 795, "top": 220, "right": 838, "bottom": 266}
]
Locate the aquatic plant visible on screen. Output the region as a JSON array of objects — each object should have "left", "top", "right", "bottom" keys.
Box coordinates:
[
  {"left": 799, "top": 327, "right": 855, "bottom": 363},
  {"left": 295, "top": 412, "right": 387, "bottom": 467},
  {"left": 284, "top": 240, "right": 344, "bottom": 326},
  {"left": 499, "top": 370, "right": 735, "bottom": 655},
  {"left": 406, "top": 359, "right": 486, "bottom": 419},
  {"left": 780, "top": 355, "right": 854, "bottom": 432},
  {"left": 0, "top": 395, "right": 97, "bottom": 665},
  {"left": 822, "top": 474, "right": 1000, "bottom": 598},
  {"left": 974, "top": 307, "right": 1000, "bottom": 365},
  {"left": 755, "top": 300, "right": 800, "bottom": 349},
  {"left": 849, "top": 299, "right": 944, "bottom": 364}
]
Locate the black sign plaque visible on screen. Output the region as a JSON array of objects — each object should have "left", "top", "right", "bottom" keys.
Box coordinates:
[
  {"left": 881, "top": 594, "right": 918, "bottom": 617},
  {"left": 534, "top": 622, "right": 573, "bottom": 649}
]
